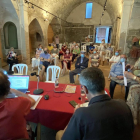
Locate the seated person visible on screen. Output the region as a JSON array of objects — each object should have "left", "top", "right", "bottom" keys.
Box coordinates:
[
  {"left": 89, "top": 43, "right": 95, "bottom": 54},
  {"left": 59, "top": 45, "right": 67, "bottom": 60},
  {"left": 7, "top": 47, "right": 18, "bottom": 71},
  {"left": 72, "top": 45, "right": 80, "bottom": 62},
  {"left": 61, "top": 49, "right": 72, "bottom": 76},
  {"left": 89, "top": 49, "right": 100, "bottom": 67},
  {"left": 69, "top": 51, "right": 89, "bottom": 83},
  {"left": 0, "top": 71, "right": 35, "bottom": 139},
  {"left": 51, "top": 45, "right": 59, "bottom": 65},
  {"left": 124, "top": 71, "right": 140, "bottom": 125},
  {"left": 109, "top": 54, "right": 131, "bottom": 101},
  {"left": 109, "top": 50, "right": 120, "bottom": 65},
  {"left": 39, "top": 48, "right": 51, "bottom": 81},
  {"left": 108, "top": 50, "right": 121, "bottom": 79},
  {"left": 56, "top": 67, "right": 134, "bottom": 140},
  {"left": 47, "top": 43, "right": 54, "bottom": 54},
  {"left": 32, "top": 45, "right": 43, "bottom": 70},
  {"left": 106, "top": 43, "right": 113, "bottom": 58}
]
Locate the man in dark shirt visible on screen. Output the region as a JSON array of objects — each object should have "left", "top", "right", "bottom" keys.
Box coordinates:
[
  {"left": 56, "top": 67, "right": 134, "bottom": 140},
  {"left": 69, "top": 51, "right": 89, "bottom": 83}
]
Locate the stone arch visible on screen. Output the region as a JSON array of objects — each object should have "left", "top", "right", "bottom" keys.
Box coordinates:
[{"left": 29, "top": 18, "right": 44, "bottom": 55}]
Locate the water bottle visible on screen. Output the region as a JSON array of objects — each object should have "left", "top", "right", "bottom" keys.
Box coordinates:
[{"left": 55, "top": 77, "right": 59, "bottom": 88}]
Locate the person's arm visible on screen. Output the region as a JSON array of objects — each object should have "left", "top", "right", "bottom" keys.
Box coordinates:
[
  {"left": 10, "top": 89, "right": 35, "bottom": 107},
  {"left": 62, "top": 113, "right": 81, "bottom": 140},
  {"left": 110, "top": 64, "right": 118, "bottom": 77},
  {"left": 79, "top": 58, "right": 89, "bottom": 68},
  {"left": 75, "top": 57, "right": 80, "bottom": 68},
  {"left": 89, "top": 56, "right": 92, "bottom": 63}
]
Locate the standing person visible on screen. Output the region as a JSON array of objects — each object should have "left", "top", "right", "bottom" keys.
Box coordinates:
[
  {"left": 69, "top": 51, "right": 89, "bottom": 84},
  {"left": 106, "top": 44, "right": 113, "bottom": 59},
  {"left": 0, "top": 71, "right": 35, "bottom": 139},
  {"left": 59, "top": 45, "right": 67, "bottom": 60},
  {"left": 61, "top": 49, "right": 72, "bottom": 76},
  {"left": 89, "top": 49, "right": 100, "bottom": 67},
  {"left": 51, "top": 45, "right": 59, "bottom": 65},
  {"left": 55, "top": 35, "right": 59, "bottom": 49},
  {"left": 7, "top": 47, "right": 18, "bottom": 71},
  {"left": 39, "top": 48, "right": 51, "bottom": 81},
  {"left": 98, "top": 39, "right": 107, "bottom": 66},
  {"left": 72, "top": 45, "right": 80, "bottom": 62},
  {"left": 32, "top": 45, "right": 43, "bottom": 71},
  {"left": 56, "top": 67, "right": 134, "bottom": 140}
]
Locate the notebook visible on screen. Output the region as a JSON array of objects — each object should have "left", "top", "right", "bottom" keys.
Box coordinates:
[
  {"left": 65, "top": 85, "right": 76, "bottom": 93},
  {"left": 28, "top": 94, "right": 43, "bottom": 110}
]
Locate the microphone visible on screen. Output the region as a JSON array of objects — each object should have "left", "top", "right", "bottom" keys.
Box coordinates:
[{"left": 30, "top": 72, "right": 44, "bottom": 95}]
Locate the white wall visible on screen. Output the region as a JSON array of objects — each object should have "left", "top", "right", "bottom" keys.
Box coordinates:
[{"left": 66, "top": 2, "right": 112, "bottom": 25}]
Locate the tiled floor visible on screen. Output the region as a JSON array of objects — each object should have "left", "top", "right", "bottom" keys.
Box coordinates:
[{"left": 2, "top": 59, "right": 140, "bottom": 140}]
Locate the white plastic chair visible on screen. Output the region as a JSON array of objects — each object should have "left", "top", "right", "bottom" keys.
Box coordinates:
[
  {"left": 12, "top": 64, "right": 28, "bottom": 75},
  {"left": 59, "top": 43, "right": 62, "bottom": 50},
  {"left": 45, "top": 66, "right": 61, "bottom": 83},
  {"left": 81, "top": 45, "right": 86, "bottom": 52}
]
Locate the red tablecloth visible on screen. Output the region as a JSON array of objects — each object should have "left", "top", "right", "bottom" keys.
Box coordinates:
[{"left": 26, "top": 81, "right": 110, "bottom": 130}]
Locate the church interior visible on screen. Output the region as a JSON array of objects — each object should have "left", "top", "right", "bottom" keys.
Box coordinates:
[{"left": 0, "top": 0, "right": 140, "bottom": 139}]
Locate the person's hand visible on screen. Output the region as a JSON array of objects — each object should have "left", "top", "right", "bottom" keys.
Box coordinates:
[
  {"left": 77, "top": 63, "right": 79, "bottom": 65},
  {"left": 124, "top": 71, "right": 134, "bottom": 79},
  {"left": 10, "top": 88, "right": 17, "bottom": 93},
  {"left": 74, "top": 104, "right": 80, "bottom": 112},
  {"left": 117, "top": 76, "right": 124, "bottom": 80}
]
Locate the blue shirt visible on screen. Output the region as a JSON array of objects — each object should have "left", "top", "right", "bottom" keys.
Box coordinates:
[
  {"left": 89, "top": 46, "right": 95, "bottom": 50},
  {"left": 81, "top": 57, "right": 84, "bottom": 63},
  {"left": 40, "top": 53, "right": 50, "bottom": 65},
  {"left": 110, "top": 62, "right": 123, "bottom": 77}
]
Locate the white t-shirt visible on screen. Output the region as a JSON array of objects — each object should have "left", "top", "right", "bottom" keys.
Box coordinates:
[{"left": 109, "top": 55, "right": 120, "bottom": 63}]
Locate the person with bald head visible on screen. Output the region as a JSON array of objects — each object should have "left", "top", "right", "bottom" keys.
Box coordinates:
[{"left": 109, "top": 54, "right": 132, "bottom": 101}]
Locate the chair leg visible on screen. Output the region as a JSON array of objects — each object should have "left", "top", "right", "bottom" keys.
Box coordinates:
[{"left": 36, "top": 123, "right": 41, "bottom": 140}]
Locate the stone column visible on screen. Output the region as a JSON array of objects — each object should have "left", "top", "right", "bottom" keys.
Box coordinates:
[
  {"left": 19, "top": 0, "right": 30, "bottom": 64},
  {"left": 118, "top": 0, "right": 133, "bottom": 53}
]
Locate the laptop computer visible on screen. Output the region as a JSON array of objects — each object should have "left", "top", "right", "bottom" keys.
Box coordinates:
[{"left": 8, "top": 75, "right": 30, "bottom": 93}]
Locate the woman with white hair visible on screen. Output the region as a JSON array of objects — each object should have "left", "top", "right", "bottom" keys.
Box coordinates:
[{"left": 7, "top": 47, "right": 18, "bottom": 71}]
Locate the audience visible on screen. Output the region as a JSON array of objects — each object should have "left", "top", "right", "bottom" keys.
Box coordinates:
[
  {"left": 47, "top": 43, "right": 54, "bottom": 54},
  {"left": 89, "top": 49, "right": 100, "bottom": 67},
  {"left": 32, "top": 45, "right": 43, "bottom": 71},
  {"left": 39, "top": 48, "right": 51, "bottom": 81},
  {"left": 0, "top": 71, "right": 35, "bottom": 139},
  {"left": 59, "top": 45, "right": 67, "bottom": 60},
  {"left": 61, "top": 48, "right": 72, "bottom": 76},
  {"left": 98, "top": 39, "right": 107, "bottom": 66},
  {"left": 7, "top": 47, "right": 18, "bottom": 71},
  {"left": 51, "top": 45, "right": 59, "bottom": 65},
  {"left": 56, "top": 67, "right": 134, "bottom": 140},
  {"left": 109, "top": 54, "right": 131, "bottom": 100},
  {"left": 69, "top": 51, "right": 89, "bottom": 83},
  {"left": 72, "top": 44, "right": 80, "bottom": 62},
  {"left": 89, "top": 43, "right": 95, "bottom": 54}
]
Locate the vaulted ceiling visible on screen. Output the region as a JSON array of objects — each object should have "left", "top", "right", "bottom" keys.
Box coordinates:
[{"left": 29, "top": 0, "right": 123, "bottom": 22}]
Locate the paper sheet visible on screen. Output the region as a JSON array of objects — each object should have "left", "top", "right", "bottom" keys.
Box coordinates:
[
  {"left": 28, "top": 94, "right": 43, "bottom": 110},
  {"left": 65, "top": 85, "right": 76, "bottom": 93},
  {"left": 122, "top": 62, "right": 127, "bottom": 86}
]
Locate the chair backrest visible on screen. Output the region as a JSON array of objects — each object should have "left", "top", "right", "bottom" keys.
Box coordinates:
[
  {"left": 81, "top": 45, "right": 86, "bottom": 52},
  {"left": 12, "top": 64, "right": 28, "bottom": 75},
  {"left": 46, "top": 66, "right": 61, "bottom": 82}
]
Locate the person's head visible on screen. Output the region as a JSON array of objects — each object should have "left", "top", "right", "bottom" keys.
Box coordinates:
[
  {"left": 66, "top": 48, "right": 70, "bottom": 54},
  {"left": 115, "top": 50, "right": 119, "bottom": 56},
  {"left": 120, "top": 54, "right": 127, "bottom": 63},
  {"left": 108, "top": 44, "right": 111, "bottom": 47},
  {"left": 76, "top": 44, "right": 79, "bottom": 48},
  {"left": 44, "top": 48, "right": 48, "bottom": 54},
  {"left": 39, "top": 46, "right": 42, "bottom": 51},
  {"left": 81, "top": 51, "right": 86, "bottom": 58},
  {"left": 93, "top": 49, "right": 97, "bottom": 54},
  {"left": 10, "top": 47, "right": 14, "bottom": 52},
  {"left": 0, "top": 71, "right": 10, "bottom": 99},
  {"left": 54, "top": 44, "right": 57, "bottom": 48},
  {"left": 38, "top": 44, "right": 42, "bottom": 47},
  {"left": 79, "top": 67, "right": 105, "bottom": 100},
  {"left": 49, "top": 43, "right": 51, "bottom": 46},
  {"left": 102, "top": 39, "right": 105, "bottom": 44},
  {"left": 90, "top": 49, "right": 94, "bottom": 53}
]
